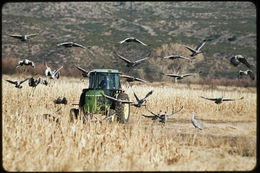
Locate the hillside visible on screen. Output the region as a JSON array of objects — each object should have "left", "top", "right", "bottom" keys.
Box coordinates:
[{"left": 1, "top": 2, "right": 257, "bottom": 82}]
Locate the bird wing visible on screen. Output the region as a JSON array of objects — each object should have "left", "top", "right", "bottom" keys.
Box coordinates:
[
  {"left": 20, "top": 78, "right": 29, "bottom": 84},
  {"left": 184, "top": 46, "right": 196, "bottom": 53},
  {"left": 222, "top": 97, "right": 244, "bottom": 102},
  {"left": 143, "top": 90, "right": 153, "bottom": 101},
  {"left": 165, "top": 74, "right": 180, "bottom": 78},
  {"left": 230, "top": 56, "right": 240, "bottom": 66},
  {"left": 195, "top": 41, "right": 206, "bottom": 51},
  {"left": 5, "top": 79, "right": 16, "bottom": 84},
  {"left": 166, "top": 106, "right": 183, "bottom": 118},
  {"left": 57, "top": 42, "right": 69, "bottom": 46},
  {"left": 119, "top": 38, "right": 130, "bottom": 44},
  {"left": 116, "top": 53, "right": 132, "bottom": 64},
  {"left": 182, "top": 74, "right": 193, "bottom": 78},
  {"left": 134, "top": 38, "right": 148, "bottom": 46},
  {"left": 75, "top": 65, "right": 88, "bottom": 74},
  {"left": 133, "top": 91, "right": 140, "bottom": 102},
  {"left": 134, "top": 77, "right": 147, "bottom": 83},
  {"left": 247, "top": 70, "right": 255, "bottom": 80},
  {"left": 73, "top": 42, "right": 86, "bottom": 49},
  {"left": 146, "top": 110, "right": 159, "bottom": 117},
  {"left": 9, "top": 34, "right": 23, "bottom": 38},
  {"left": 238, "top": 57, "right": 251, "bottom": 68},
  {"left": 102, "top": 93, "right": 133, "bottom": 104},
  {"left": 142, "top": 114, "right": 157, "bottom": 118},
  {"left": 134, "top": 57, "right": 149, "bottom": 64},
  {"left": 26, "top": 34, "right": 37, "bottom": 38},
  {"left": 53, "top": 66, "right": 63, "bottom": 76},
  {"left": 200, "top": 96, "right": 218, "bottom": 101},
  {"left": 119, "top": 74, "right": 133, "bottom": 79}
]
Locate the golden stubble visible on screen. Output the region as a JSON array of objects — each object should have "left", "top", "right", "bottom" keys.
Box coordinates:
[{"left": 2, "top": 75, "right": 257, "bottom": 171}]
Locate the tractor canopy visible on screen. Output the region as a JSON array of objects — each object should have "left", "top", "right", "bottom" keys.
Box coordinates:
[{"left": 89, "top": 69, "right": 121, "bottom": 90}]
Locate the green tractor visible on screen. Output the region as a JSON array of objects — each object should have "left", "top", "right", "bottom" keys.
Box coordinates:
[{"left": 70, "top": 69, "right": 131, "bottom": 123}]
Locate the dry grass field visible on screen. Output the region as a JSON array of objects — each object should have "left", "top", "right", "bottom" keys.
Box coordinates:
[{"left": 2, "top": 75, "right": 257, "bottom": 171}]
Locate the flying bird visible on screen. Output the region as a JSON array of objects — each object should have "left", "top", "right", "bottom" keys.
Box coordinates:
[
  {"left": 74, "top": 65, "right": 89, "bottom": 77},
  {"left": 185, "top": 40, "right": 206, "bottom": 57},
  {"left": 120, "top": 74, "right": 147, "bottom": 83},
  {"left": 5, "top": 78, "right": 29, "bottom": 88},
  {"left": 28, "top": 77, "right": 48, "bottom": 87},
  {"left": 200, "top": 96, "right": 244, "bottom": 104},
  {"left": 238, "top": 70, "right": 255, "bottom": 80},
  {"left": 142, "top": 110, "right": 163, "bottom": 121},
  {"left": 54, "top": 97, "right": 68, "bottom": 104},
  {"left": 165, "top": 73, "right": 193, "bottom": 80},
  {"left": 158, "top": 106, "right": 183, "bottom": 123},
  {"left": 9, "top": 34, "right": 37, "bottom": 41},
  {"left": 191, "top": 111, "right": 203, "bottom": 130},
  {"left": 163, "top": 55, "right": 191, "bottom": 61},
  {"left": 132, "top": 90, "right": 153, "bottom": 107},
  {"left": 115, "top": 53, "right": 149, "bottom": 67},
  {"left": 119, "top": 37, "right": 148, "bottom": 46},
  {"left": 16, "top": 59, "right": 35, "bottom": 68},
  {"left": 230, "top": 55, "right": 252, "bottom": 68},
  {"left": 102, "top": 93, "right": 133, "bottom": 104},
  {"left": 45, "top": 64, "right": 63, "bottom": 79},
  {"left": 28, "top": 77, "right": 40, "bottom": 88},
  {"left": 57, "top": 42, "right": 87, "bottom": 49}
]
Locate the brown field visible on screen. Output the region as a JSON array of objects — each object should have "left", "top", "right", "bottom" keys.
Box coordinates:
[{"left": 2, "top": 75, "right": 257, "bottom": 171}]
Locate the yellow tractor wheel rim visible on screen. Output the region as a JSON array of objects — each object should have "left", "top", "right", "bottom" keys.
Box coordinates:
[{"left": 124, "top": 104, "right": 130, "bottom": 120}]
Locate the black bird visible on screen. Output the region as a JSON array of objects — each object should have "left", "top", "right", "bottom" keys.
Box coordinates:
[
  {"left": 200, "top": 96, "right": 244, "bottom": 104},
  {"left": 28, "top": 77, "right": 40, "bottom": 87},
  {"left": 54, "top": 97, "right": 68, "bottom": 104},
  {"left": 185, "top": 40, "right": 206, "bottom": 57},
  {"left": 74, "top": 65, "right": 89, "bottom": 77},
  {"left": 16, "top": 59, "right": 35, "bottom": 68},
  {"left": 165, "top": 73, "right": 193, "bottom": 80},
  {"left": 57, "top": 42, "right": 87, "bottom": 49},
  {"left": 115, "top": 53, "right": 148, "bottom": 67},
  {"left": 5, "top": 78, "right": 29, "bottom": 88},
  {"left": 28, "top": 77, "right": 48, "bottom": 87},
  {"left": 230, "top": 55, "right": 252, "bottom": 68},
  {"left": 238, "top": 70, "right": 255, "bottom": 80},
  {"left": 119, "top": 37, "right": 148, "bottom": 46},
  {"left": 132, "top": 90, "right": 153, "bottom": 107},
  {"left": 9, "top": 34, "right": 37, "bottom": 41},
  {"left": 120, "top": 74, "right": 147, "bottom": 83}
]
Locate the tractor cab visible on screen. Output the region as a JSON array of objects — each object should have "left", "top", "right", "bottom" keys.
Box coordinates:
[{"left": 89, "top": 69, "right": 121, "bottom": 90}]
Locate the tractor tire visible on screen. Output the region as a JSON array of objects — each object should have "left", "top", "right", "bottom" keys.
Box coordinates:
[
  {"left": 70, "top": 108, "right": 79, "bottom": 123},
  {"left": 108, "top": 109, "right": 116, "bottom": 123},
  {"left": 115, "top": 93, "right": 130, "bottom": 123}
]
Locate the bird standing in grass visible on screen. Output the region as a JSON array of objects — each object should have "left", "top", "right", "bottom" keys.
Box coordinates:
[{"left": 191, "top": 111, "right": 203, "bottom": 130}]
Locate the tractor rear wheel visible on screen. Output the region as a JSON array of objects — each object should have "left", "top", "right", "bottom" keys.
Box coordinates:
[{"left": 115, "top": 93, "right": 130, "bottom": 123}]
